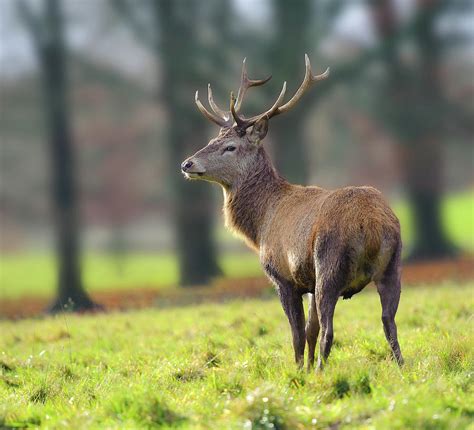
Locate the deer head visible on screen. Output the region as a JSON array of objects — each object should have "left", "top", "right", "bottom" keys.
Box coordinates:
[{"left": 181, "top": 55, "right": 329, "bottom": 188}]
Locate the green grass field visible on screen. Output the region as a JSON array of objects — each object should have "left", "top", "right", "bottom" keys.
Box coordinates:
[
  {"left": 0, "top": 190, "right": 473, "bottom": 299},
  {"left": 0, "top": 253, "right": 262, "bottom": 299},
  {"left": 1, "top": 283, "right": 472, "bottom": 429},
  {"left": 393, "top": 189, "right": 474, "bottom": 254}
]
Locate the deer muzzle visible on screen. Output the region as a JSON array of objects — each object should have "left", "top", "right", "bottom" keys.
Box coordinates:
[{"left": 181, "top": 158, "right": 206, "bottom": 178}]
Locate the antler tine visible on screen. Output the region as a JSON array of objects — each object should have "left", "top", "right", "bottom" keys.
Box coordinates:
[
  {"left": 246, "top": 81, "right": 287, "bottom": 123},
  {"left": 235, "top": 58, "right": 272, "bottom": 112},
  {"left": 230, "top": 91, "right": 246, "bottom": 129},
  {"left": 195, "top": 90, "right": 229, "bottom": 127},
  {"left": 207, "top": 84, "right": 230, "bottom": 121},
  {"left": 276, "top": 54, "right": 330, "bottom": 115}
]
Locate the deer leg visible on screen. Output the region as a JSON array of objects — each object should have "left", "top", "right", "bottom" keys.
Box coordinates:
[
  {"left": 315, "top": 288, "right": 338, "bottom": 370},
  {"left": 306, "top": 293, "right": 320, "bottom": 371},
  {"left": 313, "top": 235, "right": 350, "bottom": 370},
  {"left": 376, "top": 249, "right": 404, "bottom": 366},
  {"left": 277, "top": 283, "right": 306, "bottom": 368}
]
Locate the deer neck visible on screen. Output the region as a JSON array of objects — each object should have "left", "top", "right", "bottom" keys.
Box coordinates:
[{"left": 223, "top": 149, "right": 288, "bottom": 249}]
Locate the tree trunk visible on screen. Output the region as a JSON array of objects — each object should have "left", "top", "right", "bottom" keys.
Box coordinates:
[
  {"left": 156, "top": 0, "right": 221, "bottom": 286},
  {"left": 372, "top": 0, "right": 457, "bottom": 260},
  {"left": 268, "top": 0, "right": 313, "bottom": 184},
  {"left": 36, "top": 0, "right": 100, "bottom": 312},
  {"left": 271, "top": 116, "right": 309, "bottom": 184},
  {"left": 405, "top": 0, "right": 457, "bottom": 260}
]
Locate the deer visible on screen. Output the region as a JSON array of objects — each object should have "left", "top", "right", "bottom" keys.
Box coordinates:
[{"left": 181, "top": 55, "right": 404, "bottom": 371}]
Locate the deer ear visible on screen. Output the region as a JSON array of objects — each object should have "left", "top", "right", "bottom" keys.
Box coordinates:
[{"left": 248, "top": 118, "right": 268, "bottom": 144}]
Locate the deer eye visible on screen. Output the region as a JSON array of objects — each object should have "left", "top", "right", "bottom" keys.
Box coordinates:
[{"left": 224, "top": 145, "right": 236, "bottom": 152}]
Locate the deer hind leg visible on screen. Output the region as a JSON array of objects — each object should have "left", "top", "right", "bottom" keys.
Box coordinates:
[
  {"left": 277, "top": 282, "right": 306, "bottom": 368},
  {"left": 306, "top": 293, "right": 320, "bottom": 371},
  {"left": 375, "top": 245, "right": 404, "bottom": 366},
  {"left": 313, "top": 242, "right": 349, "bottom": 371},
  {"left": 315, "top": 288, "right": 338, "bottom": 370}
]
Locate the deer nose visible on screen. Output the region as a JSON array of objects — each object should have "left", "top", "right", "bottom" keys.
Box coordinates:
[{"left": 181, "top": 160, "right": 193, "bottom": 172}]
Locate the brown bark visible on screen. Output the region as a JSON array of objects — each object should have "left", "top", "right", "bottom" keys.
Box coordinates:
[
  {"left": 268, "top": 0, "right": 313, "bottom": 184},
  {"left": 372, "top": 0, "right": 457, "bottom": 260},
  {"left": 22, "top": 0, "right": 102, "bottom": 312},
  {"left": 156, "top": 0, "right": 221, "bottom": 286}
]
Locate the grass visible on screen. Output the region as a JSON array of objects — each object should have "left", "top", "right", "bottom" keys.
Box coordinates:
[
  {"left": 1, "top": 283, "right": 473, "bottom": 429},
  {"left": 393, "top": 189, "right": 474, "bottom": 254},
  {"left": 0, "top": 252, "right": 262, "bottom": 299},
  {"left": 1, "top": 190, "right": 473, "bottom": 299}
]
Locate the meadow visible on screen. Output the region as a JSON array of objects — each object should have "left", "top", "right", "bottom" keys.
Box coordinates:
[{"left": 1, "top": 283, "right": 473, "bottom": 429}]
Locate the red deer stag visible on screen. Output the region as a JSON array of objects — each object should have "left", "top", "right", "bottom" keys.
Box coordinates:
[{"left": 181, "top": 55, "right": 404, "bottom": 370}]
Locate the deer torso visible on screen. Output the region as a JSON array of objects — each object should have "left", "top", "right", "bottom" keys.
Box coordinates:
[{"left": 224, "top": 161, "right": 400, "bottom": 296}]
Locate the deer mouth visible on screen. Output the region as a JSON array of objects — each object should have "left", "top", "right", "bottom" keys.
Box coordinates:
[{"left": 184, "top": 171, "right": 205, "bottom": 179}]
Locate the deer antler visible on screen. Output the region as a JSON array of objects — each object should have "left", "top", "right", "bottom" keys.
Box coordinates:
[
  {"left": 231, "top": 81, "right": 287, "bottom": 127},
  {"left": 235, "top": 58, "right": 272, "bottom": 112},
  {"left": 195, "top": 58, "right": 272, "bottom": 129},
  {"left": 275, "top": 54, "right": 330, "bottom": 116},
  {"left": 195, "top": 89, "right": 232, "bottom": 128},
  {"left": 195, "top": 55, "right": 329, "bottom": 130},
  {"left": 207, "top": 84, "right": 230, "bottom": 121}
]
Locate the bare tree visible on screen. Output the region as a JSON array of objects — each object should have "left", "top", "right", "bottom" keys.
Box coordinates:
[
  {"left": 266, "top": 0, "right": 314, "bottom": 184},
  {"left": 112, "top": 0, "right": 224, "bottom": 285},
  {"left": 18, "top": 0, "right": 101, "bottom": 311},
  {"left": 371, "top": 0, "right": 458, "bottom": 260}
]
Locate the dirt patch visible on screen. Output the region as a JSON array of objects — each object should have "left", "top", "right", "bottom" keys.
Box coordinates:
[{"left": 1, "top": 256, "right": 472, "bottom": 320}]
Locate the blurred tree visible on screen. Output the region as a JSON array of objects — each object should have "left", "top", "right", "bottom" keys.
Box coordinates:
[
  {"left": 372, "top": 0, "right": 458, "bottom": 260},
  {"left": 17, "top": 0, "right": 100, "bottom": 311},
  {"left": 266, "top": 0, "right": 314, "bottom": 184},
  {"left": 266, "top": 0, "right": 469, "bottom": 258},
  {"left": 113, "top": 0, "right": 225, "bottom": 285},
  {"left": 156, "top": 0, "right": 223, "bottom": 286},
  {"left": 265, "top": 1, "right": 362, "bottom": 184}
]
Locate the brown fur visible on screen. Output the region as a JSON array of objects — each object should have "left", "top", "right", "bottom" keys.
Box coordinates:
[{"left": 182, "top": 122, "right": 404, "bottom": 370}]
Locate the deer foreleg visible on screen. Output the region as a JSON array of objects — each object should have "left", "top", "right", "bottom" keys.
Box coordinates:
[{"left": 277, "top": 283, "right": 306, "bottom": 368}]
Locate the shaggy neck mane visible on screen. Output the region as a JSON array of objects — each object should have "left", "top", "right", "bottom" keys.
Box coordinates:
[{"left": 223, "top": 148, "right": 288, "bottom": 248}]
